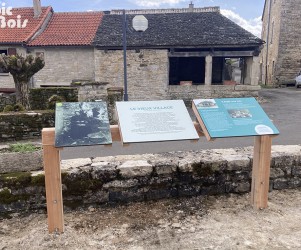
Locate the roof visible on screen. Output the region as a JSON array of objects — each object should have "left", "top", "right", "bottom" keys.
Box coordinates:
[
  {"left": 93, "top": 12, "right": 264, "bottom": 49},
  {"left": 29, "top": 12, "right": 103, "bottom": 46},
  {"left": 0, "top": 7, "right": 52, "bottom": 44}
]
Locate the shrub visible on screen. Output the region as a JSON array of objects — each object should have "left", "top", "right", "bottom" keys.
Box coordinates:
[
  {"left": 13, "top": 103, "right": 25, "bottom": 112},
  {"left": 48, "top": 95, "right": 66, "bottom": 110},
  {"left": 3, "top": 105, "right": 14, "bottom": 112}
]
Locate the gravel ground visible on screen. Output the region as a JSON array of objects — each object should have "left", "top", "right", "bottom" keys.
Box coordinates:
[{"left": 1, "top": 189, "right": 301, "bottom": 250}]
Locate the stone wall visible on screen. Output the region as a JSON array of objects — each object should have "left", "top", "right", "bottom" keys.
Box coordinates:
[
  {"left": 0, "top": 111, "right": 54, "bottom": 141},
  {"left": 1, "top": 145, "right": 300, "bottom": 213},
  {"left": 261, "top": 0, "right": 301, "bottom": 85},
  {"left": 95, "top": 49, "right": 169, "bottom": 101},
  {"left": 0, "top": 93, "right": 15, "bottom": 112},
  {"left": 29, "top": 87, "right": 78, "bottom": 110},
  {"left": 95, "top": 49, "right": 260, "bottom": 102},
  {"left": 169, "top": 85, "right": 260, "bottom": 105},
  {"left": 30, "top": 47, "right": 95, "bottom": 87},
  {"left": 277, "top": 0, "right": 301, "bottom": 84}
]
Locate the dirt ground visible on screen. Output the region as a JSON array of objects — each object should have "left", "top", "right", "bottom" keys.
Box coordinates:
[{"left": 1, "top": 189, "right": 301, "bottom": 250}]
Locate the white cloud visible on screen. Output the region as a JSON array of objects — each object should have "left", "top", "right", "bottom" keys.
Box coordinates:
[
  {"left": 221, "top": 9, "right": 262, "bottom": 38},
  {"left": 130, "top": 0, "right": 185, "bottom": 8}
]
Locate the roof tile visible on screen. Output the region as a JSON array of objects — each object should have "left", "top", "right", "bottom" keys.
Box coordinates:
[
  {"left": 29, "top": 12, "right": 103, "bottom": 46},
  {"left": 0, "top": 7, "right": 52, "bottom": 44},
  {"left": 93, "top": 12, "right": 264, "bottom": 48}
]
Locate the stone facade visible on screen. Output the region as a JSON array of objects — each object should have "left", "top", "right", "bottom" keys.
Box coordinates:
[
  {"left": 0, "top": 111, "right": 54, "bottom": 141},
  {"left": 31, "top": 47, "right": 95, "bottom": 87},
  {"left": 261, "top": 0, "right": 301, "bottom": 85},
  {"left": 0, "top": 145, "right": 300, "bottom": 212},
  {"left": 95, "top": 49, "right": 260, "bottom": 101},
  {"left": 95, "top": 49, "right": 169, "bottom": 100}
]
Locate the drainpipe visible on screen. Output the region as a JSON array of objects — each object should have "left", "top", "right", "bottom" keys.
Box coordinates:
[{"left": 265, "top": 0, "right": 272, "bottom": 85}]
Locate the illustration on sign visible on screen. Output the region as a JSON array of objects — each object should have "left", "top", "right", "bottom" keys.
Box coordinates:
[
  {"left": 193, "top": 97, "right": 279, "bottom": 138},
  {"left": 116, "top": 100, "right": 199, "bottom": 143},
  {"left": 55, "top": 102, "right": 112, "bottom": 147}
]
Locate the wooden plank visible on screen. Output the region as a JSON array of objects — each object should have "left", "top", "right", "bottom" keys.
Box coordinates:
[
  {"left": 251, "top": 135, "right": 272, "bottom": 209},
  {"left": 193, "top": 121, "right": 204, "bottom": 137},
  {"left": 42, "top": 128, "right": 64, "bottom": 233},
  {"left": 110, "top": 125, "right": 121, "bottom": 141},
  {"left": 192, "top": 102, "right": 214, "bottom": 141}
]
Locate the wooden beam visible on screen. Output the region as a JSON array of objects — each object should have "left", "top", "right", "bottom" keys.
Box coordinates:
[
  {"left": 169, "top": 51, "right": 254, "bottom": 58},
  {"left": 251, "top": 135, "right": 272, "bottom": 209},
  {"left": 42, "top": 128, "right": 64, "bottom": 234}
]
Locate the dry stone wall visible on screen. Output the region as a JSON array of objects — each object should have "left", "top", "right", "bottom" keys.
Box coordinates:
[
  {"left": 0, "top": 111, "right": 54, "bottom": 141},
  {"left": 1, "top": 145, "right": 300, "bottom": 213}
]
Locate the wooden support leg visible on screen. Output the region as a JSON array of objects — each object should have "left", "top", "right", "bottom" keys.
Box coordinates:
[
  {"left": 42, "top": 128, "right": 64, "bottom": 233},
  {"left": 251, "top": 135, "right": 272, "bottom": 209}
]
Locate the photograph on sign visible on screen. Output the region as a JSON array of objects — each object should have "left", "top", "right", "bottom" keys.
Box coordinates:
[
  {"left": 116, "top": 100, "right": 199, "bottom": 143},
  {"left": 193, "top": 97, "right": 279, "bottom": 138},
  {"left": 55, "top": 102, "right": 112, "bottom": 147}
]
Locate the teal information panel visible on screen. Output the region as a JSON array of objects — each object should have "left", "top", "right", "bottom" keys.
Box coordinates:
[{"left": 193, "top": 97, "right": 279, "bottom": 138}]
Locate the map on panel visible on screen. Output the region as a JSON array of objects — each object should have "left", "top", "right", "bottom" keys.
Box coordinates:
[
  {"left": 55, "top": 102, "right": 112, "bottom": 147},
  {"left": 192, "top": 97, "right": 279, "bottom": 139},
  {"left": 116, "top": 100, "right": 199, "bottom": 143}
]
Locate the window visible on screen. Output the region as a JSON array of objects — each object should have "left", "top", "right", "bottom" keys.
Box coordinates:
[
  {"left": 36, "top": 52, "right": 44, "bottom": 59},
  {"left": 0, "top": 49, "right": 8, "bottom": 74},
  {"left": 0, "top": 48, "right": 16, "bottom": 74},
  {"left": 169, "top": 57, "right": 205, "bottom": 85}
]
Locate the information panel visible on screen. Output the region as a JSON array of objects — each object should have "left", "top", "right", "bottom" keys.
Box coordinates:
[
  {"left": 192, "top": 97, "right": 279, "bottom": 138},
  {"left": 116, "top": 100, "right": 199, "bottom": 143},
  {"left": 55, "top": 102, "right": 112, "bottom": 147}
]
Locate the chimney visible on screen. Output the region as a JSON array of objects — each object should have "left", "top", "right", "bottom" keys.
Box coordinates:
[
  {"left": 33, "top": 0, "right": 42, "bottom": 18},
  {"left": 189, "top": 1, "right": 194, "bottom": 12}
]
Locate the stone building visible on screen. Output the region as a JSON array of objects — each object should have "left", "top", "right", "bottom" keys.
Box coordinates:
[
  {"left": 261, "top": 0, "right": 301, "bottom": 86},
  {"left": 0, "top": 0, "right": 102, "bottom": 89},
  {"left": 93, "top": 7, "right": 264, "bottom": 101},
  {"left": 28, "top": 11, "right": 103, "bottom": 87},
  {"left": 0, "top": 3, "right": 52, "bottom": 90}
]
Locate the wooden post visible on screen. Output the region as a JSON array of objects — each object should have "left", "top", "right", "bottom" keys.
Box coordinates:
[
  {"left": 251, "top": 135, "right": 273, "bottom": 209},
  {"left": 42, "top": 128, "right": 64, "bottom": 233}
]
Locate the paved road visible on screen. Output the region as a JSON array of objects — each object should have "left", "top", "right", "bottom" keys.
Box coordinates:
[{"left": 62, "top": 87, "right": 301, "bottom": 160}]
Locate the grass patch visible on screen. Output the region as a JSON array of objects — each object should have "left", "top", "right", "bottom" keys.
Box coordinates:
[{"left": 8, "top": 143, "right": 41, "bottom": 153}]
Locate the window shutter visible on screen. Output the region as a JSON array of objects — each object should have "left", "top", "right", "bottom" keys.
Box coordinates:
[{"left": 7, "top": 48, "right": 17, "bottom": 56}]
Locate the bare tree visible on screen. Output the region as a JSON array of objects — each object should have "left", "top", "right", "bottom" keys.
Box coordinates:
[{"left": 0, "top": 54, "right": 45, "bottom": 109}]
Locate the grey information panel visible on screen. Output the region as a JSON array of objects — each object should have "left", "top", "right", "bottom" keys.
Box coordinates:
[
  {"left": 55, "top": 102, "right": 112, "bottom": 147},
  {"left": 116, "top": 100, "right": 199, "bottom": 143}
]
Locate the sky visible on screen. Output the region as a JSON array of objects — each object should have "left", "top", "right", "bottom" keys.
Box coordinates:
[{"left": 2, "top": 0, "right": 265, "bottom": 37}]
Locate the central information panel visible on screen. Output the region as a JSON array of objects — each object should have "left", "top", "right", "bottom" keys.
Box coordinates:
[
  {"left": 192, "top": 97, "right": 279, "bottom": 139},
  {"left": 116, "top": 100, "right": 199, "bottom": 143}
]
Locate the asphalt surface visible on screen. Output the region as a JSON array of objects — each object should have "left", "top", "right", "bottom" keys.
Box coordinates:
[{"left": 61, "top": 87, "right": 301, "bottom": 160}]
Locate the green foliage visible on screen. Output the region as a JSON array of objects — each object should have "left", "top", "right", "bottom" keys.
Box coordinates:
[
  {"left": 3, "top": 105, "right": 14, "bottom": 112},
  {"left": 8, "top": 143, "right": 40, "bottom": 153},
  {"left": 48, "top": 95, "right": 66, "bottom": 110},
  {"left": 29, "top": 88, "right": 78, "bottom": 110},
  {"left": 0, "top": 54, "right": 45, "bottom": 109},
  {"left": 13, "top": 103, "right": 25, "bottom": 112},
  {"left": 0, "top": 54, "right": 45, "bottom": 82},
  {"left": 2, "top": 103, "right": 26, "bottom": 112}
]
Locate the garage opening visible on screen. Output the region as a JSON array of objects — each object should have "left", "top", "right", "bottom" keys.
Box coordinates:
[{"left": 169, "top": 57, "right": 205, "bottom": 85}]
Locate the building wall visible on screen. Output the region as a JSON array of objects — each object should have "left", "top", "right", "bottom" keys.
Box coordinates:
[
  {"left": 261, "top": 0, "right": 301, "bottom": 85},
  {"left": 30, "top": 47, "right": 95, "bottom": 87},
  {"left": 277, "top": 0, "right": 301, "bottom": 83},
  {"left": 0, "top": 46, "right": 27, "bottom": 89},
  {"left": 95, "top": 49, "right": 169, "bottom": 100},
  {"left": 95, "top": 49, "right": 260, "bottom": 102}
]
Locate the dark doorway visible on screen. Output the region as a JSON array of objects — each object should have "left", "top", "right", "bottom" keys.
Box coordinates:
[{"left": 169, "top": 57, "right": 205, "bottom": 85}]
